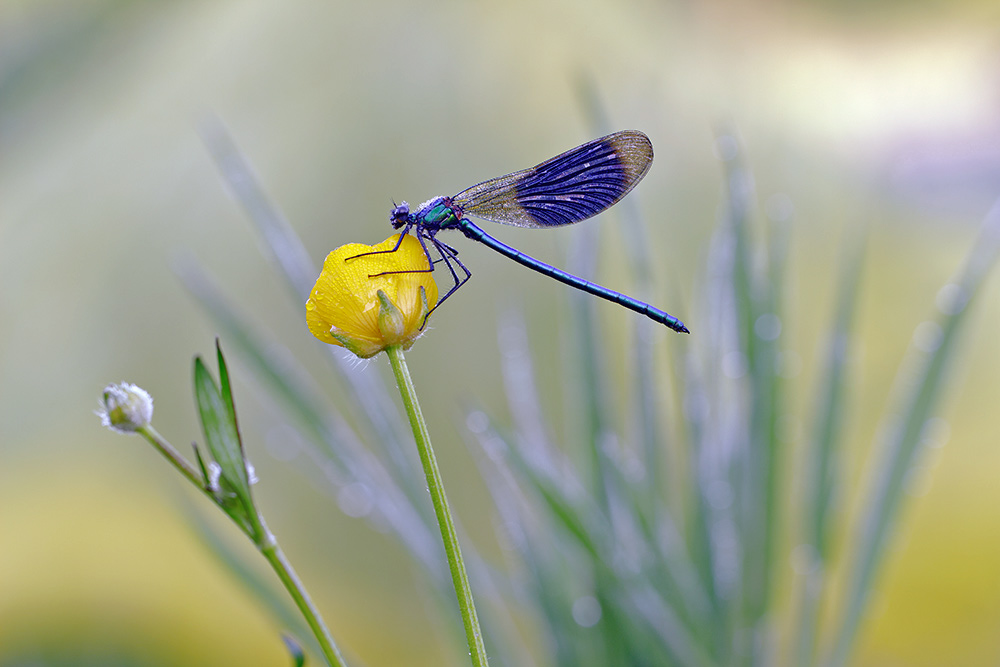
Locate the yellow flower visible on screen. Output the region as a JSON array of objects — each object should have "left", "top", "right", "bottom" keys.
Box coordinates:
[{"left": 306, "top": 233, "right": 438, "bottom": 358}]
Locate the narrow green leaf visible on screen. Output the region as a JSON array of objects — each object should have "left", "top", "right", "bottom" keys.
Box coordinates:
[
  {"left": 192, "top": 443, "right": 210, "bottom": 488},
  {"left": 216, "top": 339, "right": 242, "bottom": 453},
  {"left": 194, "top": 355, "right": 250, "bottom": 495}
]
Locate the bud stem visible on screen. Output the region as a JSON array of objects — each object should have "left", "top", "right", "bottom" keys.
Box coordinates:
[{"left": 139, "top": 425, "right": 206, "bottom": 489}]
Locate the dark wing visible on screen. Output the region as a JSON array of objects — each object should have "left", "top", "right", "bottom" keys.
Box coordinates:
[{"left": 452, "top": 130, "right": 653, "bottom": 228}]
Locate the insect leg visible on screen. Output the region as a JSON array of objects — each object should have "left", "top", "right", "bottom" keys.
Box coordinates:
[
  {"left": 346, "top": 222, "right": 417, "bottom": 263},
  {"left": 418, "top": 233, "right": 471, "bottom": 325}
]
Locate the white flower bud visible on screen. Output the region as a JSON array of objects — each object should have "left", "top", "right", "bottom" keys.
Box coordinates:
[{"left": 96, "top": 382, "right": 153, "bottom": 433}]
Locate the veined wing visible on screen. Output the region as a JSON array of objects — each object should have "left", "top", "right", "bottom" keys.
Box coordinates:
[{"left": 452, "top": 130, "right": 653, "bottom": 228}]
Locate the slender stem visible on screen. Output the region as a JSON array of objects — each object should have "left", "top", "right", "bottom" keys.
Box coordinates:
[
  {"left": 140, "top": 425, "right": 206, "bottom": 489},
  {"left": 385, "top": 345, "right": 489, "bottom": 667},
  {"left": 140, "top": 425, "right": 348, "bottom": 667},
  {"left": 258, "top": 526, "right": 349, "bottom": 667}
]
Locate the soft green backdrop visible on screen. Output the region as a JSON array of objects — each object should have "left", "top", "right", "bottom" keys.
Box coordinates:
[{"left": 2, "top": 0, "right": 999, "bottom": 665}]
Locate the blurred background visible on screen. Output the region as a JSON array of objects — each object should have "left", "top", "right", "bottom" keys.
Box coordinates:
[{"left": 2, "top": 0, "right": 999, "bottom": 665}]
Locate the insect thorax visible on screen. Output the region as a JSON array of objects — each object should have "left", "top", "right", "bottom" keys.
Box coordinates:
[{"left": 413, "top": 196, "right": 461, "bottom": 231}]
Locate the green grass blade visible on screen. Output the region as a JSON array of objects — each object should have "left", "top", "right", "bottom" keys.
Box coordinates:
[
  {"left": 681, "top": 260, "right": 733, "bottom": 662},
  {"left": 496, "top": 307, "right": 712, "bottom": 648},
  {"left": 282, "top": 635, "right": 307, "bottom": 667},
  {"left": 577, "top": 83, "right": 671, "bottom": 517},
  {"left": 717, "top": 129, "right": 769, "bottom": 661},
  {"left": 475, "top": 403, "right": 710, "bottom": 665},
  {"left": 565, "top": 224, "right": 614, "bottom": 509},
  {"left": 199, "top": 118, "right": 318, "bottom": 302},
  {"left": 749, "top": 211, "right": 790, "bottom": 660},
  {"left": 793, "top": 234, "right": 866, "bottom": 667},
  {"left": 824, "top": 201, "right": 1000, "bottom": 667},
  {"left": 464, "top": 414, "right": 577, "bottom": 665}
]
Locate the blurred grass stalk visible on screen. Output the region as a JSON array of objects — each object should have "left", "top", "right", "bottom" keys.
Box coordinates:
[
  {"left": 180, "top": 121, "right": 997, "bottom": 666},
  {"left": 821, "top": 195, "right": 1000, "bottom": 667}
]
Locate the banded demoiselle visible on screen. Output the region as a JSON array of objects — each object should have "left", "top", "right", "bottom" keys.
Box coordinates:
[{"left": 367, "top": 130, "right": 689, "bottom": 334}]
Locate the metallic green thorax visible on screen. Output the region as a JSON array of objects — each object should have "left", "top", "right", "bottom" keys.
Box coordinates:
[{"left": 412, "top": 197, "right": 462, "bottom": 230}]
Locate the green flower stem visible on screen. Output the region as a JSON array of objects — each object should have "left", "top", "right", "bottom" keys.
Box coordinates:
[
  {"left": 139, "top": 425, "right": 348, "bottom": 667},
  {"left": 258, "top": 527, "right": 349, "bottom": 667},
  {"left": 386, "top": 345, "right": 489, "bottom": 667}
]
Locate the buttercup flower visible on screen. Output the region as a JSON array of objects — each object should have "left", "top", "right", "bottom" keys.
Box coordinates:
[
  {"left": 96, "top": 382, "right": 154, "bottom": 433},
  {"left": 306, "top": 233, "right": 439, "bottom": 358}
]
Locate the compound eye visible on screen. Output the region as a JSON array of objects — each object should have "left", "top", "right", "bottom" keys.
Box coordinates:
[{"left": 389, "top": 201, "right": 410, "bottom": 226}]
